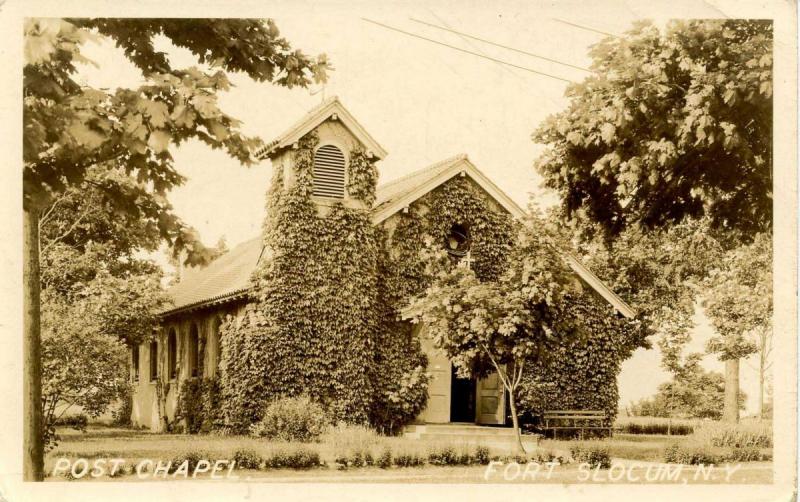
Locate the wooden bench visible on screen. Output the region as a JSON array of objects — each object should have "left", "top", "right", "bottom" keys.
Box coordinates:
[{"left": 542, "top": 410, "right": 611, "bottom": 439}]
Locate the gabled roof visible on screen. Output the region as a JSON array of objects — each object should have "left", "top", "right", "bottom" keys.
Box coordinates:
[
  {"left": 372, "top": 154, "right": 526, "bottom": 224},
  {"left": 372, "top": 157, "right": 635, "bottom": 318},
  {"left": 565, "top": 253, "right": 637, "bottom": 318},
  {"left": 254, "top": 96, "right": 388, "bottom": 160}
]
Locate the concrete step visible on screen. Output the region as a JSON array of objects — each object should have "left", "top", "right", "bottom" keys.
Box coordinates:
[
  {"left": 419, "top": 427, "right": 515, "bottom": 436},
  {"left": 403, "top": 423, "right": 517, "bottom": 440},
  {"left": 417, "top": 433, "right": 517, "bottom": 442}
]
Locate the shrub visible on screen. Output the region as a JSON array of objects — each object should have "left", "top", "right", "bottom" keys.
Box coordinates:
[
  {"left": 112, "top": 391, "right": 133, "bottom": 426},
  {"left": 723, "top": 446, "right": 770, "bottom": 462},
  {"left": 324, "top": 423, "right": 383, "bottom": 470},
  {"left": 334, "top": 450, "right": 376, "bottom": 470},
  {"left": 392, "top": 451, "right": 426, "bottom": 467},
  {"left": 663, "top": 421, "right": 773, "bottom": 464},
  {"left": 427, "top": 443, "right": 492, "bottom": 466},
  {"left": 474, "top": 446, "right": 491, "bottom": 465},
  {"left": 264, "top": 448, "right": 322, "bottom": 470},
  {"left": 232, "top": 448, "right": 263, "bottom": 470},
  {"left": 530, "top": 450, "right": 564, "bottom": 464},
  {"left": 169, "top": 450, "right": 212, "bottom": 473},
  {"left": 619, "top": 422, "right": 694, "bottom": 435},
  {"left": 377, "top": 448, "right": 393, "bottom": 468},
  {"left": 663, "top": 443, "right": 719, "bottom": 465},
  {"left": 570, "top": 444, "right": 611, "bottom": 469},
  {"left": 663, "top": 441, "right": 772, "bottom": 464},
  {"left": 250, "top": 396, "right": 328, "bottom": 442},
  {"left": 53, "top": 413, "right": 89, "bottom": 430},
  {"left": 428, "top": 445, "right": 459, "bottom": 466}
]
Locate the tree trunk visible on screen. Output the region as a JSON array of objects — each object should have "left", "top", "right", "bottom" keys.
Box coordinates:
[
  {"left": 507, "top": 389, "right": 526, "bottom": 455},
  {"left": 722, "top": 358, "right": 740, "bottom": 423},
  {"left": 758, "top": 355, "right": 765, "bottom": 420},
  {"left": 23, "top": 209, "right": 44, "bottom": 481},
  {"left": 758, "top": 371, "right": 764, "bottom": 420}
]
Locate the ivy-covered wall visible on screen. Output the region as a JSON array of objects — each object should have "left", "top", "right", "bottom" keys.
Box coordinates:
[
  {"left": 209, "top": 123, "right": 636, "bottom": 434},
  {"left": 371, "top": 175, "right": 518, "bottom": 430},
  {"left": 216, "top": 125, "right": 520, "bottom": 433},
  {"left": 219, "top": 132, "right": 380, "bottom": 431},
  {"left": 516, "top": 293, "right": 643, "bottom": 426}
]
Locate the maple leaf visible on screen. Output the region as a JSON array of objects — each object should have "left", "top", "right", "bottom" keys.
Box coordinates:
[
  {"left": 67, "top": 121, "right": 104, "bottom": 150},
  {"left": 147, "top": 130, "right": 171, "bottom": 153}
]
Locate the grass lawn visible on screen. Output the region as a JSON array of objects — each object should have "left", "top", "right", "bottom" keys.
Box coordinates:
[
  {"left": 540, "top": 433, "right": 673, "bottom": 462},
  {"left": 45, "top": 425, "right": 774, "bottom": 483}
]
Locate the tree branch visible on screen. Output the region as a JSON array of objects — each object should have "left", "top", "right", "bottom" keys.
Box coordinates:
[{"left": 41, "top": 208, "right": 91, "bottom": 255}]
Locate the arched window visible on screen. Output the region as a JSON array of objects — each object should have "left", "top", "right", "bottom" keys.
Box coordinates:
[
  {"left": 131, "top": 345, "right": 140, "bottom": 383},
  {"left": 149, "top": 341, "right": 159, "bottom": 382},
  {"left": 312, "top": 144, "right": 346, "bottom": 198},
  {"left": 167, "top": 329, "right": 177, "bottom": 380},
  {"left": 188, "top": 324, "right": 200, "bottom": 378}
]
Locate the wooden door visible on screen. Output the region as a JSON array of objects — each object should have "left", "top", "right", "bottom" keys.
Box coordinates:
[
  {"left": 416, "top": 324, "right": 452, "bottom": 423},
  {"left": 476, "top": 371, "right": 505, "bottom": 425}
]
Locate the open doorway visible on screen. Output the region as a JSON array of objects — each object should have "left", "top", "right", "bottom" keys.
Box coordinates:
[{"left": 449, "top": 365, "right": 476, "bottom": 422}]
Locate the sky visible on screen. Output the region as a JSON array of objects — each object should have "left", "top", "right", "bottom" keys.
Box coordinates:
[{"left": 76, "top": 1, "right": 765, "bottom": 414}]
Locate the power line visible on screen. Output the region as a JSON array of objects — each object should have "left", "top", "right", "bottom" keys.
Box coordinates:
[
  {"left": 425, "top": 9, "right": 524, "bottom": 82},
  {"left": 361, "top": 18, "right": 574, "bottom": 84},
  {"left": 410, "top": 17, "right": 592, "bottom": 73},
  {"left": 551, "top": 18, "right": 618, "bottom": 37}
]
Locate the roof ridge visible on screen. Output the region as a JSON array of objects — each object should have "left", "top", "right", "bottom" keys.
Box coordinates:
[
  {"left": 376, "top": 153, "right": 467, "bottom": 191},
  {"left": 254, "top": 97, "right": 341, "bottom": 160}
]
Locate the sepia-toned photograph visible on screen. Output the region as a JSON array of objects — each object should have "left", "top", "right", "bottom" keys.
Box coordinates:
[{"left": 1, "top": 0, "right": 797, "bottom": 500}]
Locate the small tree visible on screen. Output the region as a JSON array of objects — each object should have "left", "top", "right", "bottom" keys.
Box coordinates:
[
  {"left": 704, "top": 232, "right": 772, "bottom": 422},
  {"left": 409, "top": 221, "right": 582, "bottom": 453},
  {"left": 630, "top": 368, "right": 745, "bottom": 419}
]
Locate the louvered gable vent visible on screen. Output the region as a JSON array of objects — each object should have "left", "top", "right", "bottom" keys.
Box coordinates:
[{"left": 313, "top": 145, "right": 346, "bottom": 198}]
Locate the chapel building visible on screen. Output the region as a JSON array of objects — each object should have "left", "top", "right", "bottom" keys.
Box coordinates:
[{"left": 129, "top": 98, "right": 634, "bottom": 431}]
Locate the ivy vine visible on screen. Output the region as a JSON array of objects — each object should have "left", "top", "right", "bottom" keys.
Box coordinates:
[
  {"left": 346, "top": 147, "right": 379, "bottom": 206},
  {"left": 216, "top": 128, "right": 629, "bottom": 434},
  {"left": 516, "top": 293, "right": 643, "bottom": 426},
  {"left": 219, "top": 132, "right": 379, "bottom": 431}
]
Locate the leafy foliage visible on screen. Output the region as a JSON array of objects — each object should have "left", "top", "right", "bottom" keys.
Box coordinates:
[
  {"left": 663, "top": 421, "right": 773, "bottom": 464},
  {"left": 174, "top": 377, "right": 223, "bottom": 434},
  {"left": 704, "top": 232, "right": 772, "bottom": 360},
  {"left": 249, "top": 396, "right": 329, "bottom": 442},
  {"left": 346, "top": 147, "right": 379, "bottom": 206},
  {"left": 219, "top": 133, "right": 521, "bottom": 433},
  {"left": 408, "top": 214, "right": 635, "bottom": 450},
  {"left": 37, "top": 168, "right": 172, "bottom": 447},
  {"left": 24, "top": 17, "right": 327, "bottom": 258},
  {"left": 570, "top": 444, "right": 612, "bottom": 469},
  {"left": 534, "top": 20, "right": 772, "bottom": 240},
  {"left": 517, "top": 293, "right": 643, "bottom": 426},
  {"left": 219, "top": 134, "right": 380, "bottom": 430},
  {"left": 23, "top": 15, "right": 328, "bottom": 479},
  {"left": 628, "top": 369, "right": 745, "bottom": 419},
  {"left": 370, "top": 177, "right": 516, "bottom": 433},
  {"left": 41, "top": 287, "right": 130, "bottom": 450}
]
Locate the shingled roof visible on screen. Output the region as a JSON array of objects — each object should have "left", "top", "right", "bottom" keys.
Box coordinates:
[
  {"left": 372, "top": 155, "right": 465, "bottom": 214},
  {"left": 164, "top": 237, "right": 263, "bottom": 315}
]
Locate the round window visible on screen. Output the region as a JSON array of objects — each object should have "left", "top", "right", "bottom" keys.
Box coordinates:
[{"left": 445, "top": 223, "right": 470, "bottom": 257}]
